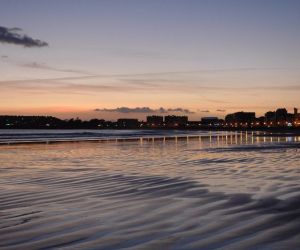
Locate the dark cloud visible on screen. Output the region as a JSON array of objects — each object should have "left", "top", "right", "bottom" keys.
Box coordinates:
[
  {"left": 167, "top": 108, "right": 194, "bottom": 114},
  {"left": 0, "top": 26, "right": 48, "bottom": 47},
  {"left": 95, "top": 107, "right": 154, "bottom": 113},
  {"left": 94, "top": 107, "right": 194, "bottom": 114},
  {"left": 217, "top": 109, "right": 226, "bottom": 112},
  {"left": 158, "top": 107, "right": 168, "bottom": 113}
]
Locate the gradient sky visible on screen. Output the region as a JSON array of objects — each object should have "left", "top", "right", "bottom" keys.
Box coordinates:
[{"left": 0, "top": 0, "right": 300, "bottom": 120}]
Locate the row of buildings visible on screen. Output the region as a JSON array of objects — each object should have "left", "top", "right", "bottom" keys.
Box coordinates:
[
  {"left": 223, "top": 108, "right": 300, "bottom": 128},
  {"left": 118, "top": 108, "right": 300, "bottom": 128},
  {"left": 1, "top": 108, "right": 299, "bottom": 129},
  {"left": 116, "top": 116, "right": 188, "bottom": 129},
  {"left": 145, "top": 108, "right": 300, "bottom": 128}
]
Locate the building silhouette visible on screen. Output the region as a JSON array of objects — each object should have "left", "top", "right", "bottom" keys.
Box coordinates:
[
  {"left": 225, "top": 112, "right": 256, "bottom": 125},
  {"left": 294, "top": 108, "right": 300, "bottom": 125},
  {"left": 265, "top": 108, "right": 296, "bottom": 126},
  {"left": 117, "top": 119, "right": 139, "bottom": 129},
  {"left": 0, "top": 107, "right": 299, "bottom": 129},
  {"left": 201, "top": 117, "right": 220, "bottom": 126},
  {"left": 275, "top": 108, "right": 289, "bottom": 122},
  {"left": 164, "top": 115, "right": 188, "bottom": 127},
  {"left": 265, "top": 111, "right": 276, "bottom": 122},
  {"left": 146, "top": 116, "right": 163, "bottom": 127}
]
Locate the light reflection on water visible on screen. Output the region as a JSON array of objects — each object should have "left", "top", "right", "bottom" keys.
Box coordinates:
[
  {"left": 0, "top": 134, "right": 299, "bottom": 249},
  {"left": 1, "top": 129, "right": 298, "bottom": 145}
]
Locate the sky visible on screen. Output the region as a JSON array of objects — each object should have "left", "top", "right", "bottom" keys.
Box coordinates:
[{"left": 0, "top": 0, "right": 300, "bottom": 120}]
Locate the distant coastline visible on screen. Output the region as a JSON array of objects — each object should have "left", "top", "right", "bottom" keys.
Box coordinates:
[{"left": 1, "top": 107, "right": 300, "bottom": 130}]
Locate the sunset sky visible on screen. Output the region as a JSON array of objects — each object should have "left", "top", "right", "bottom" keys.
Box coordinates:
[{"left": 0, "top": 0, "right": 300, "bottom": 120}]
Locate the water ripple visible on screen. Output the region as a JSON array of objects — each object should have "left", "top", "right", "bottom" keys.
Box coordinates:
[{"left": 0, "top": 136, "right": 299, "bottom": 249}]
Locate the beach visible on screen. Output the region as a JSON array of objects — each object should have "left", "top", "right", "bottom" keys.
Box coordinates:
[{"left": 0, "top": 131, "right": 299, "bottom": 249}]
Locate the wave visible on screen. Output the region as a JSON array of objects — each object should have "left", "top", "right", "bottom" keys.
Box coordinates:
[{"left": 0, "top": 129, "right": 236, "bottom": 145}]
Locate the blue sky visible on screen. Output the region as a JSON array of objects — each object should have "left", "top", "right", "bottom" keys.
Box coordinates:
[{"left": 0, "top": 0, "right": 300, "bottom": 119}]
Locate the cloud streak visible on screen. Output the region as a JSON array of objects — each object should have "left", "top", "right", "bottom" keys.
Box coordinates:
[
  {"left": 0, "top": 26, "right": 48, "bottom": 47},
  {"left": 94, "top": 107, "right": 194, "bottom": 114},
  {"left": 20, "top": 62, "right": 92, "bottom": 75}
]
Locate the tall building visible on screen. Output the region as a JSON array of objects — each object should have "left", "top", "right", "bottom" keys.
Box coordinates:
[
  {"left": 201, "top": 117, "right": 220, "bottom": 126},
  {"left": 275, "top": 108, "right": 288, "bottom": 122},
  {"left": 265, "top": 111, "right": 276, "bottom": 122},
  {"left": 164, "top": 115, "right": 188, "bottom": 127},
  {"left": 146, "top": 116, "right": 163, "bottom": 126},
  {"left": 294, "top": 108, "right": 298, "bottom": 116},
  {"left": 225, "top": 112, "right": 256, "bottom": 124},
  {"left": 294, "top": 107, "right": 300, "bottom": 126}
]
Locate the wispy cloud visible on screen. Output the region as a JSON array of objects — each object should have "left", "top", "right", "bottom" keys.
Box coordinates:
[
  {"left": 94, "top": 107, "right": 194, "bottom": 114},
  {"left": 20, "top": 62, "right": 92, "bottom": 75},
  {"left": 0, "top": 81, "right": 143, "bottom": 95},
  {"left": 216, "top": 109, "right": 226, "bottom": 112},
  {"left": 0, "top": 26, "right": 48, "bottom": 47}
]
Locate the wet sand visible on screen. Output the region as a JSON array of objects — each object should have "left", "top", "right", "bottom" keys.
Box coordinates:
[{"left": 0, "top": 134, "right": 299, "bottom": 249}]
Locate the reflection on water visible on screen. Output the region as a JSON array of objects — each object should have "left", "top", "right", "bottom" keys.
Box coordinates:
[
  {"left": 1, "top": 129, "right": 298, "bottom": 145},
  {"left": 0, "top": 134, "right": 299, "bottom": 249}
]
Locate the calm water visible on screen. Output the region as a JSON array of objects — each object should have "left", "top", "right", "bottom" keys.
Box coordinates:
[{"left": 0, "top": 132, "right": 299, "bottom": 249}]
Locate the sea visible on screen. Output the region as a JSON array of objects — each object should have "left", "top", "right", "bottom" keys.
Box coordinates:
[{"left": 0, "top": 130, "right": 299, "bottom": 249}]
